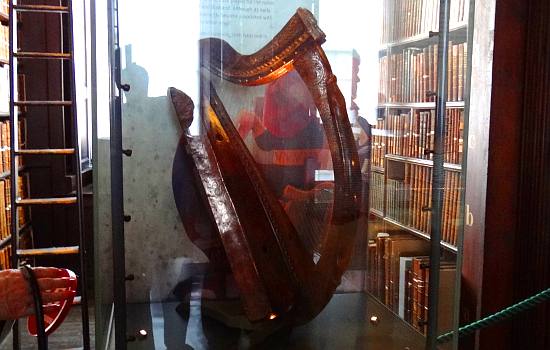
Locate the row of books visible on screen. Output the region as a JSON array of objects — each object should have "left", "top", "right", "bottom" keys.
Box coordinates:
[
  {"left": 371, "top": 118, "right": 385, "bottom": 169},
  {"left": 384, "top": 164, "right": 461, "bottom": 246},
  {"left": 379, "top": 42, "right": 467, "bottom": 103},
  {"left": 0, "top": 120, "right": 25, "bottom": 173},
  {"left": 0, "top": 0, "right": 12, "bottom": 271},
  {"left": 0, "top": 176, "right": 29, "bottom": 237},
  {"left": 0, "top": 175, "right": 29, "bottom": 269},
  {"left": 443, "top": 109, "right": 463, "bottom": 164},
  {"left": 371, "top": 109, "right": 464, "bottom": 166},
  {"left": 367, "top": 233, "right": 456, "bottom": 335},
  {"left": 369, "top": 171, "right": 385, "bottom": 214},
  {"left": 0, "top": 246, "right": 11, "bottom": 269},
  {"left": 0, "top": 120, "right": 10, "bottom": 173},
  {"left": 381, "top": 0, "right": 468, "bottom": 44}
]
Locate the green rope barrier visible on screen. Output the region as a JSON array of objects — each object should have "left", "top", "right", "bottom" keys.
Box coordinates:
[{"left": 437, "top": 287, "right": 550, "bottom": 344}]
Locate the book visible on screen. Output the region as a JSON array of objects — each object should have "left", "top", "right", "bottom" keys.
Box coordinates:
[
  {"left": 387, "top": 236, "right": 430, "bottom": 312},
  {"left": 398, "top": 256, "right": 414, "bottom": 317},
  {"left": 375, "top": 232, "right": 391, "bottom": 298},
  {"left": 367, "top": 239, "right": 378, "bottom": 294}
]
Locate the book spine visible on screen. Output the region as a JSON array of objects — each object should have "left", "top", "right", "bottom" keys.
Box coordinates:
[
  {"left": 458, "top": 43, "right": 464, "bottom": 101},
  {"left": 384, "top": 238, "right": 392, "bottom": 306},
  {"left": 367, "top": 240, "right": 377, "bottom": 294},
  {"left": 424, "top": 166, "right": 430, "bottom": 232},
  {"left": 412, "top": 257, "right": 423, "bottom": 331},
  {"left": 421, "top": 264, "right": 429, "bottom": 335},
  {"left": 376, "top": 237, "right": 386, "bottom": 298},
  {"left": 453, "top": 43, "right": 459, "bottom": 101},
  {"left": 447, "top": 41, "right": 454, "bottom": 101},
  {"left": 405, "top": 266, "right": 412, "bottom": 322}
]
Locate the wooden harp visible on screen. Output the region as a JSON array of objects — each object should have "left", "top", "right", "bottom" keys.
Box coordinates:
[{"left": 170, "top": 8, "right": 366, "bottom": 326}]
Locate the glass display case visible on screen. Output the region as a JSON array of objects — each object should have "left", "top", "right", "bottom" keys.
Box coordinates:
[{"left": 94, "top": 0, "right": 473, "bottom": 349}]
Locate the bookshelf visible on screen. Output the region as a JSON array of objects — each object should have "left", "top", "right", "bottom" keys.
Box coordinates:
[
  {"left": 366, "top": 0, "right": 468, "bottom": 338},
  {"left": 0, "top": 0, "right": 10, "bottom": 269}
]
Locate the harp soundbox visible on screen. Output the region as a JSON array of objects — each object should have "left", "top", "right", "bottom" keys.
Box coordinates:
[{"left": 170, "top": 8, "right": 367, "bottom": 326}]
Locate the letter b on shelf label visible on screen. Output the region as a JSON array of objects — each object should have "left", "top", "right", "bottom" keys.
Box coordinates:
[{"left": 465, "top": 204, "right": 474, "bottom": 226}]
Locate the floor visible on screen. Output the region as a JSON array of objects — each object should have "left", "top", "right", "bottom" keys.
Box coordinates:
[
  {"left": 125, "top": 293, "right": 425, "bottom": 350},
  {"left": 0, "top": 306, "right": 95, "bottom": 350}
]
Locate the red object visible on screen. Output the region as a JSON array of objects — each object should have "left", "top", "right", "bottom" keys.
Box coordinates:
[
  {"left": 262, "top": 70, "right": 316, "bottom": 138},
  {"left": 27, "top": 269, "right": 77, "bottom": 336}
]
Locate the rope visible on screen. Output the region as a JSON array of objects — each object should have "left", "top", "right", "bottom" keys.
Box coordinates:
[{"left": 437, "top": 287, "right": 550, "bottom": 344}]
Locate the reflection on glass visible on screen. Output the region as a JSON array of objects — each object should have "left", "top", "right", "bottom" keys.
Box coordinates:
[
  {"left": 367, "top": 0, "right": 469, "bottom": 347},
  {"left": 101, "top": 0, "right": 468, "bottom": 348}
]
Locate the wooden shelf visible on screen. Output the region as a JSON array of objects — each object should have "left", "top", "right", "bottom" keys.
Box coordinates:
[
  {"left": 384, "top": 217, "right": 458, "bottom": 253},
  {"left": 0, "top": 221, "right": 33, "bottom": 250},
  {"left": 369, "top": 208, "right": 384, "bottom": 218},
  {"left": 385, "top": 154, "right": 462, "bottom": 172},
  {"left": 380, "top": 23, "right": 468, "bottom": 54},
  {"left": 378, "top": 101, "right": 465, "bottom": 109},
  {"left": 0, "top": 111, "right": 24, "bottom": 119},
  {"left": 372, "top": 165, "right": 385, "bottom": 173}
]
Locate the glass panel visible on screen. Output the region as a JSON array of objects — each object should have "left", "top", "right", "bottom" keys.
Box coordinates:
[
  {"left": 93, "top": 0, "right": 115, "bottom": 347},
  {"left": 105, "top": 0, "right": 471, "bottom": 348},
  {"left": 73, "top": 0, "right": 92, "bottom": 170},
  {"left": 370, "top": 0, "right": 469, "bottom": 348}
]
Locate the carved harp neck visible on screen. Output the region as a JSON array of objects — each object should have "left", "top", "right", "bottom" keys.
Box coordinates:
[{"left": 200, "top": 8, "right": 326, "bottom": 86}]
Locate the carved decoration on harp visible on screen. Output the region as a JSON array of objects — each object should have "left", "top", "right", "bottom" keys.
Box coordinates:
[{"left": 170, "top": 8, "right": 367, "bottom": 328}]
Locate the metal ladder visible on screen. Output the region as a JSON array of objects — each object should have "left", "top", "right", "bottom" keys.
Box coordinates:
[{"left": 8, "top": 1, "right": 89, "bottom": 349}]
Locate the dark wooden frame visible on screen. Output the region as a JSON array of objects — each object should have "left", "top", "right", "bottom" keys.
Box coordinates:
[{"left": 461, "top": 0, "right": 549, "bottom": 349}]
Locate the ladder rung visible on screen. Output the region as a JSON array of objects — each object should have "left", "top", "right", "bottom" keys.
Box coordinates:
[
  {"left": 12, "top": 5, "right": 69, "bottom": 13},
  {"left": 17, "top": 197, "right": 77, "bottom": 206},
  {"left": 17, "top": 246, "right": 79, "bottom": 257},
  {"left": 14, "top": 51, "right": 71, "bottom": 60},
  {"left": 17, "top": 148, "right": 75, "bottom": 155},
  {"left": 14, "top": 100, "right": 72, "bottom": 106}
]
